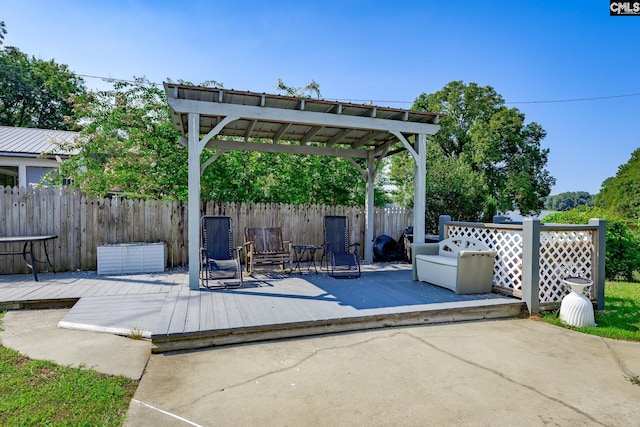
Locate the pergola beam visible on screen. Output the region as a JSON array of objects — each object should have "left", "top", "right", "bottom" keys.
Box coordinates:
[
  {"left": 300, "top": 126, "right": 323, "bottom": 145},
  {"left": 272, "top": 123, "right": 292, "bottom": 144},
  {"left": 325, "top": 129, "right": 352, "bottom": 147},
  {"left": 352, "top": 131, "right": 382, "bottom": 149},
  {"left": 244, "top": 120, "right": 257, "bottom": 141},
  {"left": 373, "top": 140, "right": 394, "bottom": 159},
  {"left": 205, "top": 138, "right": 371, "bottom": 159},
  {"left": 390, "top": 131, "right": 418, "bottom": 159},
  {"left": 201, "top": 149, "right": 228, "bottom": 173},
  {"left": 168, "top": 98, "right": 440, "bottom": 135}
]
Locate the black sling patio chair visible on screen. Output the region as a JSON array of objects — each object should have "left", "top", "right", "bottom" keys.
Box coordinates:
[
  {"left": 323, "top": 215, "right": 361, "bottom": 279},
  {"left": 201, "top": 216, "right": 243, "bottom": 289}
]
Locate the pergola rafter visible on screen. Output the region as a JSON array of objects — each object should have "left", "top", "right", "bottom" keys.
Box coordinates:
[{"left": 164, "top": 83, "right": 441, "bottom": 290}]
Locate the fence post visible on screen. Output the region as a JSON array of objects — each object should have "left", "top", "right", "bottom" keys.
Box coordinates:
[
  {"left": 522, "top": 218, "right": 541, "bottom": 314},
  {"left": 589, "top": 218, "right": 606, "bottom": 310},
  {"left": 438, "top": 215, "right": 451, "bottom": 240}
]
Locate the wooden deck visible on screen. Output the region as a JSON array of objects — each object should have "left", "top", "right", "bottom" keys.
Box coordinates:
[{"left": 0, "top": 265, "right": 525, "bottom": 353}]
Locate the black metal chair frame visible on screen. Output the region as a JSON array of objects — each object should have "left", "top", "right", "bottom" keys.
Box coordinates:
[
  {"left": 201, "top": 216, "right": 243, "bottom": 289},
  {"left": 322, "top": 215, "right": 361, "bottom": 279}
]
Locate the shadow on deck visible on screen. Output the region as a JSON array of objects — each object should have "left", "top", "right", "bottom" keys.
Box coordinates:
[{"left": 0, "top": 265, "right": 525, "bottom": 353}]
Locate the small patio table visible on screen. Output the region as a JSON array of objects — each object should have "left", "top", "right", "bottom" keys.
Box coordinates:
[
  {"left": 0, "top": 235, "right": 58, "bottom": 281},
  {"left": 292, "top": 245, "right": 321, "bottom": 274}
]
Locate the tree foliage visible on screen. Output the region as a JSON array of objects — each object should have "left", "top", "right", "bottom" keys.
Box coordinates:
[
  {"left": 200, "top": 149, "right": 385, "bottom": 205},
  {"left": 595, "top": 148, "right": 640, "bottom": 219},
  {"left": 56, "top": 78, "right": 385, "bottom": 205},
  {"left": 389, "top": 143, "right": 489, "bottom": 232},
  {"left": 276, "top": 78, "right": 322, "bottom": 99},
  {"left": 0, "top": 46, "right": 85, "bottom": 130},
  {"left": 544, "top": 191, "right": 594, "bottom": 211},
  {"left": 389, "top": 81, "right": 555, "bottom": 228},
  {"left": 604, "top": 221, "right": 640, "bottom": 281},
  {"left": 55, "top": 79, "right": 187, "bottom": 199}
]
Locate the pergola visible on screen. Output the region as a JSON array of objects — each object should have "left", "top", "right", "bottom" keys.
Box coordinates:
[{"left": 164, "top": 83, "right": 441, "bottom": 290}]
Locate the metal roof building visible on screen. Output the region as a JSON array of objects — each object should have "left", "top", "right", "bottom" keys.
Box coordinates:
[
  {"left": 0, "top": 126, "right": 77, "bottom": 188},
  {"left": 0, "top": 126, "right": 77, "bottom": 157}
]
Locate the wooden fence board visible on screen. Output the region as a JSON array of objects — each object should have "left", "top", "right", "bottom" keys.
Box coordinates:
[
  {"left": 10, "top": 189, "right": 21, "bottom": 273},
  {"left": 0, "top": 186, "right": 413, "bottom": 274}
]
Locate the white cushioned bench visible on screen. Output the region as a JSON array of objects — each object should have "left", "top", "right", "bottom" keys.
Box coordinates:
[{"left": 412, "top": 236, "right": 497, "bottom": 294}]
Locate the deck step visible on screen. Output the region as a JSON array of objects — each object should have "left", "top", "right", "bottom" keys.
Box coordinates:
[{"left": 151, "top": 299, "right": 525, "bottom": 353}]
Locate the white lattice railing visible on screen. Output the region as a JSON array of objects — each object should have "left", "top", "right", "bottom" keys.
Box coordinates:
[
  {"left": 446, "top": 222, "right": 600, "bottom": 305},
  {"left": 539, "top": 229, "right": 595, "bottom": 302},
  {"left": 448, "top": 224, "right": 524, "bottom": 296}
]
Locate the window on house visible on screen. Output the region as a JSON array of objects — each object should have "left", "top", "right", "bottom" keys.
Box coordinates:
[
  {"left": 26, "top": 166, "right": 56, "bottom": 187},
  {"left": 0, "top": 166, "right": 18, "bottom": 187}
]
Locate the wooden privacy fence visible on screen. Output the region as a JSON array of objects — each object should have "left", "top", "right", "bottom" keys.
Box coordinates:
[{"left": 0, "top": 186, "right": 412, "bottom": 274}]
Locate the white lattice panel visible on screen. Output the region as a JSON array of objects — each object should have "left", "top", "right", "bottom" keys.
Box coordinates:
[
  {"left": 448, "top": 226, "right": 523, "bottom": 295},
  {"left": 539, "top": 231, "right": 594, "bottom": 302},
  {"left": 446, "top": 225, "right": 595, "bottom": 303}
]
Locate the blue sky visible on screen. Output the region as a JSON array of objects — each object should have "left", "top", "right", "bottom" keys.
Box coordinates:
[{"left": 3, "top": 0, "right": 639, "bottom": 195}]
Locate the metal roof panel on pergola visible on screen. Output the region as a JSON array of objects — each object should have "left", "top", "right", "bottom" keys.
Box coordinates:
[{"left": 164, "top": 83, "right": 441, "bottom": 290}]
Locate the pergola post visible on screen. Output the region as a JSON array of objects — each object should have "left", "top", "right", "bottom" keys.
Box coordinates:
[
  {"left": 413, "top": 133, "right": 427, "bottom": 245},
  {"left": 165, "top": 84, "right": 440, "bottom": 286},
  {"left": 364, "top": 153, "right": 376, "bottom": 263},
  {"left": 188, "top": 113, "right": 203, "bottom": 290}
]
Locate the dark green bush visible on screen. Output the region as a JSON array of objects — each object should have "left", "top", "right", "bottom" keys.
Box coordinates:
[
  {"left": 543, "top": 208, "right": 640, "bottom": 281},
  {"left": 605, "top": 221, "right": 640, "bottom": 281}
]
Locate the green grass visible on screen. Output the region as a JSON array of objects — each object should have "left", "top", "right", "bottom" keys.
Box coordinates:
[
  {"left": 0, "top": 312, "right": 138, "bottom": 426},
  {"left": 542, "top": 280, "right": 640, "bottom": 341}
]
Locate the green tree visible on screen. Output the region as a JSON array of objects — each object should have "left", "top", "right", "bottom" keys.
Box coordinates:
[
  {"left": 469, "top": 108, "right": 554, "bottom": 214},
  {"left": 0, "top": 46, "right": 85, "bottom": 130},
  {"left": 389, "top": 143, "right": 488, "bottom": 232},
  {"left": 596, "top": 148, "right": 640, "bottom": 219},
  {"left": 544, "top": 191, "right": 594, "bottom": 211},
  {"left": 58, "top": 78, "right": 386, "bottom": 205},
  {"left": 201, "top": 149, "right": 383, "bottom": 205},
  {"left": 55, "top": 79, "right": 187, "bottom": 199},
  {"left": 390, "top": 81, "right": 555, "bottom": 223}
]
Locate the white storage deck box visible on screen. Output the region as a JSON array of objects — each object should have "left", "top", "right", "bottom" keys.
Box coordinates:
[{"left": 97, "top": 242, "right": 165, "bottom": 274}]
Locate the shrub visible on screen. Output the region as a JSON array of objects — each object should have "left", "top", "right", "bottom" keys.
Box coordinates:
[
  {"left": 606, "top": 221, "right": 640, "bottom": 281},
  {"left": 543, "top": 208, "right": 640, "bottom": 281}
]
